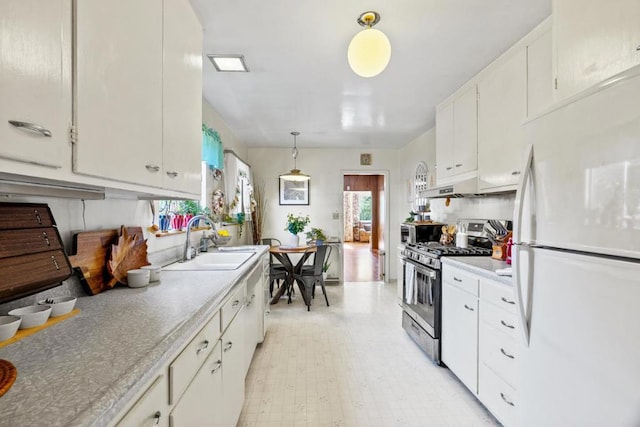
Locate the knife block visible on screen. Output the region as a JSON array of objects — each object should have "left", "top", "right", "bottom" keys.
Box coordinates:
[{"left": 492, "top": 244, "right": 507, "bottom": 260}]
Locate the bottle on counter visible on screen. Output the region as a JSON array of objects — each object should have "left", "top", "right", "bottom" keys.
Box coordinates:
[{"left": 506, "top": 237, "right": 513, "bottom": 265}]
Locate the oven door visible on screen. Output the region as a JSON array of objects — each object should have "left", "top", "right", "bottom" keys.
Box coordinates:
[{"left": 402, "top": 258, "right": 440, "bottom": 338}]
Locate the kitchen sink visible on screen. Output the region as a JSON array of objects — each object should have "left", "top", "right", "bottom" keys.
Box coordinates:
[{"left": 163, "top": 251, "right": 256, "bottom": 271}]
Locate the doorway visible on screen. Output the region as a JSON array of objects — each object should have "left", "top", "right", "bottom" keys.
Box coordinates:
[{"left": 342, "top": 173, "right": 386, "bottom": 282}]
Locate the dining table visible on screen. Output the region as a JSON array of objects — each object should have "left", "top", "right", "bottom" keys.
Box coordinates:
[{"left": 269, "top": 245, "right": 317, "bottom": 309}]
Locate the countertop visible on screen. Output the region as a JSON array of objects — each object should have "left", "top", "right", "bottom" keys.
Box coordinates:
[
  {"left": 0, "top": 246, "right": 268, "bottom": 427},
  {"left": 441, "top": 256, "right": 513, "bottom": 286}
]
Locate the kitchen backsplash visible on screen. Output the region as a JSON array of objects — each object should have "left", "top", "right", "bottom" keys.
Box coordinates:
[{"left": 428, "top": 193, "right": 516, "bottom": 224}]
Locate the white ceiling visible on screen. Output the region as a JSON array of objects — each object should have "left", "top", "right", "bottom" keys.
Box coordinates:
[{"left": 189, "top": 0, "right": 551, "bottom": 149}]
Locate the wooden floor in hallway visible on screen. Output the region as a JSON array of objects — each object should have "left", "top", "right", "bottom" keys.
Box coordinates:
[{"left": 342, "top": 242, "right": 380, "bottom": 282}]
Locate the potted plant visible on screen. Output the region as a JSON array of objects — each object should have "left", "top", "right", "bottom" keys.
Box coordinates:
[
  {"left": 305, "top": 227, "right": 327, "bottom": 245},
  {"left": 322, "top": 260, "right": 331, "bottom": 281},
  {"left": 285, "top": 213, "right": 310, "bottom": 247}
]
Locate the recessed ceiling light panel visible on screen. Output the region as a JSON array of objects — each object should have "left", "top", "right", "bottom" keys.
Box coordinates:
[{"left": 207, "top": 54, "right": 249, "bottom": 72}]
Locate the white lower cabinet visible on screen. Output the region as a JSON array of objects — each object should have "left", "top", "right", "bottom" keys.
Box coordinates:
[
  {"left": 169, "top": 311, "right": 220, "bottom": 404},
  {"left": 442, "top": 265, "right": 519, "bottom": 426},
  {"left": 170, "top": 341, "right": 223, "bottom": 426},
  {"left": 442, "top": 278, "right": 479, "bottom": 394},
  {"left": 115, "top": 259, "right": 267, "bottom": 427},
  {"left": 478, "top": 278, "right": 519, "bottom": 426},
  {"left": 479, "top": 363, "right": 517, "bottom": 426},
  {"left": 221, "top": 305, "right": 246, "bottom": 427},
  {"left": 244, "top": 263, "right": 264, "bottom": 372},
  {"left": 117, "top": 374, "right": 169, "bottom": 427}
]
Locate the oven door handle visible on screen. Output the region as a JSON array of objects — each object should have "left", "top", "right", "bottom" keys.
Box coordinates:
[{"left": 428, "top": 278, "right": 434, "bottom": 305}]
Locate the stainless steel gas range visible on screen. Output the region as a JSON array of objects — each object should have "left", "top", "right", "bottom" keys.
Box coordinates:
[{"left": 399, "top": 219, "right": 509, "bottom": 365}]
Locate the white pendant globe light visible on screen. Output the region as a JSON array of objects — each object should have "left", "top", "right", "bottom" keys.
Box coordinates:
[
  {"left": 348, "top": 11, "right": 391, "bottom": 78},
  {"left": 279, "top": 131, "right": 310, "bottom": 181}
]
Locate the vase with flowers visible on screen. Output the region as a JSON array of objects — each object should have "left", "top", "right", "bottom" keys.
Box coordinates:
[{"left": 285, "top": 213, "right": 310, "bottom": 247}]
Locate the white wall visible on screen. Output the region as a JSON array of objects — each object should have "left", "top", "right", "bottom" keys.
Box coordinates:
[
  {"left": 398, "top": 128, "right": 437, "bottom": 220},
  {"left": 202, "top": 100, "right": 247, "bottom": 161}
]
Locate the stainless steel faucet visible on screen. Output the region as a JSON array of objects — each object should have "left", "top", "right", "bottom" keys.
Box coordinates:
[{"left": 183, "top": 214, "right": 216, "bottom": 261}]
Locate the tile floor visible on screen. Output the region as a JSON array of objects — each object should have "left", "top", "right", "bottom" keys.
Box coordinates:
[{"left": 238, "top": 281, "right": 500, "bottom": 427}]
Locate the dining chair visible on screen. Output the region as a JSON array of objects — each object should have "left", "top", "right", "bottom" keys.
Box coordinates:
[
  {"left": 261, "top": 238, "right": 287, "bottom": 296},
  {"left": 300, "top": 245, "right": 330, "bottom": 307}
]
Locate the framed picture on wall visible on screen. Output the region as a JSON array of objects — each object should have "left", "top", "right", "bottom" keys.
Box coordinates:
[{"left": 279, "top": 178, "right": 310, "bottom": 205}]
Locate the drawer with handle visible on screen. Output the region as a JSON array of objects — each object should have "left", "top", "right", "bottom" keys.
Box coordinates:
[
  {"left": 0, "top": 227, "right": 63, "bottom": 258},
  {"left": 479, "top": 321, "right": 518, "bottom": 388},
  {"left": 442, "top": 266, "right": 479, "bottom": 296},
  {"left": 481, "top": 278, "right": 517, "bottom": 314},
  {"left": 221, "top": 282, "right": 245, "bottom": 332},
  {"left": 480, "top": 298, "right": 519, "bottom": 339},
  {"left": 169, "top": 311, "right": 220, "bottom": 404},
  {"left": 479, "top": 363, "right": 517, "bottom": 426}
]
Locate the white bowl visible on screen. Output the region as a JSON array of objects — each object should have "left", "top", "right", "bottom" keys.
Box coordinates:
[
  {"left": 37, "top": 296, "right": 77, "bottom": 317},
  {"left": 8, "top": 305, "right": 52, "bottom": 329},
  {"left": 127, "top": 269, "right": 150, "bottom": 288},
  {"left": 0, "top": 316, "right": 22, "bottom": 341},
  {"left": 141, "top": 265, "right": 161, "bottom": 282}
]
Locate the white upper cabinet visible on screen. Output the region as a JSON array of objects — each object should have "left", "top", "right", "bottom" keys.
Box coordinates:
[
  {"left": 436, "top": 85, "right": 478, "bottom": 184},
  {"left": 73, "top": 0, "right": 202, "bottom": 196},
  {"left": 554, "top": 0, "right": 640, "bottom": 100},
  {"left": 527, "top": 28, "right": 554, "bottom": 117},
  {"left": 0, "top": 0, "right": 71, "bottom": 170},
  {"left": 74, "top": 0, "right": 164, "bottom": 187},
  {"left": 162, "top": 0, "right": 203, "bottom": 194},
  {"left": 477, "top": 49, "right": 527, "bottom": 191},
  {"left": 435, "top": 102, "right": 454, "bottom": 180}
]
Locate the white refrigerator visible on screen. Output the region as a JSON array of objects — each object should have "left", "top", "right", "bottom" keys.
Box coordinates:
[{"left": 513, "top": 67, "right": 640, "bottom": 426}]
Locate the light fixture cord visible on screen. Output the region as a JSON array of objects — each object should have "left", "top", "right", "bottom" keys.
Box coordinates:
[{"left": 292, "top": 133, "right": 298, "bottom": 169}]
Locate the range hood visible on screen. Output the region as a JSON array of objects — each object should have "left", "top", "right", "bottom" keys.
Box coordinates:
[{"left": 422, "top": 177, "right": 481, "bottom": 199}]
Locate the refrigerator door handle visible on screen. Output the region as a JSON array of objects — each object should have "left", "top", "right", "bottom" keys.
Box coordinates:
[
  {"left": 513, "top": 244, "right": 531, "bottom": 346},
  {"left": 513, "top": 143, "right": 533, "bottom": 244}
]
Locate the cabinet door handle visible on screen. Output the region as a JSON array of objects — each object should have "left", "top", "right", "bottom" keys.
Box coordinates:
[
  {"left": 224, "top": 341, "right": 233, "bottom": 352},
  {"left": 9, "top": 120, "right": 52, "bottom": 137},
  {"left": 152, "top": 411, "right": 162, "bottom": 426},
  {"left": 636, "top": 45, "right": 640, "bottom": 51},
  {"left": 464, "top": 304, "right": 474, "bottom": 311},
  {"left": 232, "top": 299, "right": 240, "bottom": 307},
  {"left": 195, "top": 340, "right": 209, "bottom": 355},
  {"left": 210, "top": 360, "right": 222, "bottom": 375},
  {"left": 51, "top": 255, "right": 60, "bottom": 270},
  {"left": 145, "top": 164, "right": 160, "bottom": 172},
  {"left": 500, "top": 348, "right": 515, "bottom": 359},
  {"left": 453, "top": 277, "right": 462, "bottom": 282},
  {"left": 500, "top": 392, "right": 515, "bottom": 407},
  {"left": 455, "top": 163, "right": 463, "bottom": 167},
  {"left": 446, "top": 166, "right": 453, "bottom": 171},
  {"left": 34, "top": 209, "right": 43, "bottom": 225},
  {"left": 166, "top": 171, "right": 178, "bottom": 178},
  {"left": 42, "top": 231, "right": 51, "bottom": 246},
  {"left": 511, "top": 171, "right": 521, "bottom": 176},
  {"left": 501, "top": 320, "right": 515, "bottom": 329},
  {"left": 501, "top": 296, "right": 516, "bottom": 305}
]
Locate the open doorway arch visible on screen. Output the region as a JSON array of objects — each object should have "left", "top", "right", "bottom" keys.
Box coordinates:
[{"left": 341, "top": 170, "right": 389, "bottom": 282}]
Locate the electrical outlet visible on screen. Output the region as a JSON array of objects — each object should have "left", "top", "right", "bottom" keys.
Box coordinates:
[{"left": 332, "top": 212, "right": 339, "bottom": 220}]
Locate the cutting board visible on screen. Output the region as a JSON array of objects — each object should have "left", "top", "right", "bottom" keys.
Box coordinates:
[{"left": 68, "top": 226, "right": 144, "bottom": 295}]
